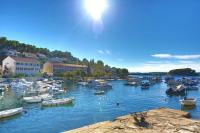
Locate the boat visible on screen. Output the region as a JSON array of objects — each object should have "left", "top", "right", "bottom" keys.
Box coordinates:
[
  {"left": 94, "top": 91, "right": 105, "bottom": 95},
  {"left": 23, "top": 94, "right": 52, "bottom": 103},
  {"left": 180, "top": 98, "right": 196, "bottom": 106},
  {"left": 23, "top": 96, "right": 42, "bottom": 103},
  {"left": 87, "top": 80, "right": 112, "bottom": 89},
  {"left": 141, "top": 81, "right": 150, "bottom": 89},
  {"left": 42, "top": 97, "right": 74, "bottom": 106},
  {"left": 0, "top": 107, "right": 23, "bottom": 119},
  {"left": 166, "top": 85, "right": 186, "bottom": 96}
]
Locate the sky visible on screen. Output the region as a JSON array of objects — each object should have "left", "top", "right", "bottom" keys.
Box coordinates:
[{"left": 0, "top": 0, "right": 200, "bottom": 72}]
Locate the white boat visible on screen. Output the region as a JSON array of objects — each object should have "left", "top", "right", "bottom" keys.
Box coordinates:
[
  {"left": 180, "top": 98, "right": 196, "bottom": 106},
  {"left": 0, "top": 107, "right": 23, "bottom": 119},
  {"left": 23, "top": 96, "right": 42, "bottom": 103},
  {"left": 23, "top": 94, "right": 52, "bottom": 103},
  {"left": 42, "top": 97, "right": 74, "bottom": 106}
]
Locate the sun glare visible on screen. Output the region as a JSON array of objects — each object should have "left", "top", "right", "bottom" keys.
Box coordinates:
[{"left": 84, "top": 0, "right": 108, "bottom": 21}]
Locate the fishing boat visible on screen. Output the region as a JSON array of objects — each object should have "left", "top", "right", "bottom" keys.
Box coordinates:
[
  {"left": 42, "top": 97, "right": 74, "bottom": 106},
  {"left": 0, "top": 107, "right": 23, "bottom": 119},
  {"left": 94, "top": 90, "right": 105, "bottom": 95},
  {"left": 180, "top": 98, "right": 196, "bottom": 106}
]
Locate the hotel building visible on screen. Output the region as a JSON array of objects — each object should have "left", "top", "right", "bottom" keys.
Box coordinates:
[{"left": 2, "top": 56, "right": 40, "bottom": 76}]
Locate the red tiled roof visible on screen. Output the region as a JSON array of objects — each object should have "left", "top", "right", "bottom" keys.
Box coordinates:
[{"left": 10, "top": 56, "right": 39, "bottom": 63}]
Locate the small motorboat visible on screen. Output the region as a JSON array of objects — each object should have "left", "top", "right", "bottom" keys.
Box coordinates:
[
  {"left": 0, "top": 107, "right": 23, "bottom": 119},
  {"left": 42, "top": 97, "right": 74, "bottom": 106},
  {"left": 180, "top": 98, "right": 196, "bottom": 106},
  {"left": 94, "top": 91, "right": 105, "bottom": 95},
  {"left": 23, "top": 96, "right": 42, "bottom": 103}
]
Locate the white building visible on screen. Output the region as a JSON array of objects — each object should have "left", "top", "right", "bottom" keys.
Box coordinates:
[{"left": 2, "top": 56, "right": 40, "bottom": 76}]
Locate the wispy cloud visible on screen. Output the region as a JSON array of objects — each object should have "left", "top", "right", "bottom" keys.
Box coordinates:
[
  {"left": 97, "top": 49, "right": 112, "bottom": 55},
  {"left": 128, "top": 61, "right": 200, "bottom": 72},
  {"left": 97, "top": 50, "right": 104, "bottom": 54},
  {"left": 105, "top": 49, "right": 111, "bottom": 55},
  {"left": 152, "top": 54, "right": 200, "bottom": 60}
]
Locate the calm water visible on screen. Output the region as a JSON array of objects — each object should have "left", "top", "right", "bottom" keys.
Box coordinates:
[{"left": 0, "top": 80, "right": 200, "bottom": 133}]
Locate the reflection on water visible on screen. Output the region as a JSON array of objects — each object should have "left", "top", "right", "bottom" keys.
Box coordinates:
[{"left": 0, "top": 80, "right": 200, "bottom": 133}]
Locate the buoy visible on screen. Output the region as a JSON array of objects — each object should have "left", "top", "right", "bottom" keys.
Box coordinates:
[{"left": 116, "top": 103, "right": 119, "bottom": 106}]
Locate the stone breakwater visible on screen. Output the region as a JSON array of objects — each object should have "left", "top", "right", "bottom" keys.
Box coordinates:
[{"left": 63, "top": 108, "right": 200, "bottom": 133}]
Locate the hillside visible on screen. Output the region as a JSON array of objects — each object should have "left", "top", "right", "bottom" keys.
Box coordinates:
[{"left": 0, "top": 37, "right": 128, "bottom": 78}]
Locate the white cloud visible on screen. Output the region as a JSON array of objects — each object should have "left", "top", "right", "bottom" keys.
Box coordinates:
[
  {"left": 97, "top": 50, "right": 104, "bottom": 54},
  {"left": 152, "top": 54, "right": 200, "bottom": 60},
  {"left": 105, "top": 49, "right": 111, "bottom": 55},
  {"left": 128, "top": 61, "right": 200, "bottom": 72},
  {"left": 152, "top": 54, "right": 172, "bottom": 59},
  {"left": 97, "top": 49, "right": 111, "bottom": 55}
]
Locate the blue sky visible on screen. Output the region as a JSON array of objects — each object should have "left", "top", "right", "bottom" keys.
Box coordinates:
[{"left": 0, "top": 0, "right": 200, "bottom": 72}]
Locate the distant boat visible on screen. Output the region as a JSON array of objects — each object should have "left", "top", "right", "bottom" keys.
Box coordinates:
[
  {"left": 180, "top": 98, "right": 196, "bottom": 106},
  {"left": 42, "top": 97, "right": 74, "bottom": 106},
  {"left": 0, "top": 107, "right": 23, "bottom": 119},
  {"left": 94, "top": 91, "right": 105, "bottom": 95}
]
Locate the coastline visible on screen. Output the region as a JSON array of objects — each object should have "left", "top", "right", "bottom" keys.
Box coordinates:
[{"left": 63, "top": 108, "right": 200, "bottom": 133}]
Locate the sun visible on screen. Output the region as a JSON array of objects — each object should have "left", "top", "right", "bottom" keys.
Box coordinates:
[{"left": 84, "top": 0, "right": 108, "bottom": 21}]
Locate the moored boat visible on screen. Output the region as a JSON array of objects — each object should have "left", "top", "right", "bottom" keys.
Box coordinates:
[
  {"left": 180, "top": 98, "right": 196, "bottom": 106},
  {"left": 23, "top": 96, "right": 42, "bottom": 103},
  {"left": 42, "top": 97, "right": 74, "bottom": 106},
  {"left": 0, "top": 107, "right": 23, "bottom": 119}
]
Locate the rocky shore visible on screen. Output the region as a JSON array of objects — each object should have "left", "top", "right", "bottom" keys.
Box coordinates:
[{"left": 63, "top": 108, "right": 200, "bottom": 133}]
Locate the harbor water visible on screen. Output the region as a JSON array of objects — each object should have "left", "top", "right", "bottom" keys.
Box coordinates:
[{"left": 0, "top": 80, "right": 200, "bottom": 133}]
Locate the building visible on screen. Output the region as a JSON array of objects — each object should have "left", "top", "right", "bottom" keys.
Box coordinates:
[
  {"left": 2, "top": 56, "right": 40, "bottom": 76},
  {"left": 43, "top": 62, "right": 88, "bottom": 74}
]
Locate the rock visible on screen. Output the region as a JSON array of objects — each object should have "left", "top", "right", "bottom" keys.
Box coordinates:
[{"left": 63, "top": 108, "right": 200, "bottom": 133}]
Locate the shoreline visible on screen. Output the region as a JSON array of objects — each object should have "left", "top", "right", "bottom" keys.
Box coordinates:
[{"left": 63, "top": 108, "right": 200, "bottom": 133}]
